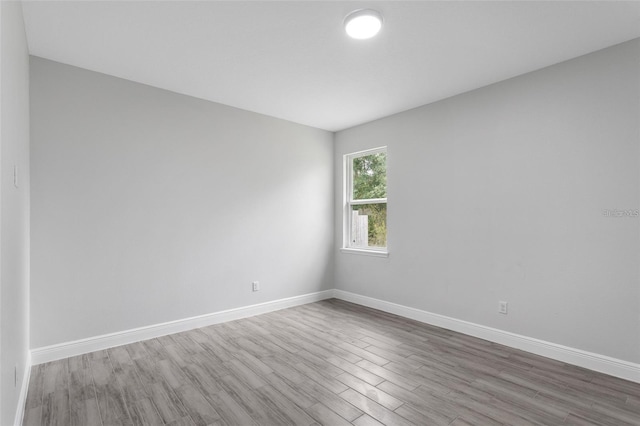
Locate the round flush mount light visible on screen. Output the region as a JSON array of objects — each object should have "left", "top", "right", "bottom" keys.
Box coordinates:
[{"left": 344, "top": 9, "right": 383, "bottom": 40}]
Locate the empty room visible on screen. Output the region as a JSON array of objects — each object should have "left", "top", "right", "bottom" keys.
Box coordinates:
[{"left": 1, "top": 0, "right": 640, "bottom": 425}]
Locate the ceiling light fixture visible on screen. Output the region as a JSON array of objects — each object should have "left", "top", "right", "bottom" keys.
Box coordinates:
[{"left": 344, "top": 9, "right": 383, "bottom": 40}]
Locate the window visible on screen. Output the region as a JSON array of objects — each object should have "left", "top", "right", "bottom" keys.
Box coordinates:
[{"left": 343, "top": 147, "right": 387, "bottom": 255}]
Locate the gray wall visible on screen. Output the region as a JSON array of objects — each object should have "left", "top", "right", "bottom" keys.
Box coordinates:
[
  {"left": 30, "top": 57, "right": 334, "bottom": 349},
  {"left": 1, "top": 1, "right": 31, "bottom": 424},
  {"left": 28, "top": 31, "right": 640, "bottom": 371},
  {"left": 335, "top": 39, "right": 640, "bottom": 363}
]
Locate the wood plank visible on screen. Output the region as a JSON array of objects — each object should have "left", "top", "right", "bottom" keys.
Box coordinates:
[
  {"left": 124, "top": 342, "right": 149, "bottom": 360},
  {"left": 355, "top": 359, "right": 420, "bottom": 391},
  {"left": 140, "top": 338, "right": 170, "bottom": 361},
  {"left": 182, "top": 362, "right": 223, "bottom": 396},
  {"left": 395, "top": 402, "right": 452, "bottom": 426},
  {"left": 304, "top": 402, "right": 352, "bottom": 426},
  {"left": 262, "top": 372, "right": 316, "bottom": 409},
  {"left": 69, "top": 398, "right": 101, "bottom": 426},
  {"left": 147, "top": 380, "right": 189, "bottom": 424},
  {"left": 165, "top": 416, "right": 197, "bottom": 426},
  {"left": 204, "top": 389, "right": 257, "bottom": 426},
  {"left": 217, "top": 373, "right": 291, "bottom": 425},
  {"left": 90, "top": 355, "right": 133, "bottom": 425},
  {"left": 108, "top": 345, "right": 134, "bottom": 367},
  {"left": 292, "top": 361, "right": 349, "bottom": 394},
  {"left": 325, "top": 355, "right": 384, "bottom": 386},
  {"left": 41, "top": 389, "right": 70, "bottom": 426},
  {"left": 156, "top": 359, "right": 189, "bottom": 390},
  {"left": 129, "top": 397, "right": 163, "bottom": 426},
  {"left": 377, "top": 380, "right": 457, "bottom": 422},
  {"left": 42, "top": 360, "right": 68, "bottom": 396},
  {"left": 352, "top": 414, "right": 386, "bottom": 426},
  {"left": 296, "top": 379, "right": 363, "bottom": 422},
  {"left": 25, "top": 364, "right": 45, "bottom": 410},
  {"left": 22, "top": 299, "right": 640, "bottom": 426},
  {"left": 174, "top": 384, "right": 222, "bottom": 426},
  {"left": 338, "top": 388, "right": 414, "bottom": 426},
  {"left": 23, "top": 406, "right": 42, "bottom": 426},
  {"left": 255, "top": 384, "right": 317, "bottom": 425},
  {"left": 223, "top": 359, "right": 267, "bottom": 389},
  {"left": 335, "top": 372, "right": 403, "bottom": 410}
]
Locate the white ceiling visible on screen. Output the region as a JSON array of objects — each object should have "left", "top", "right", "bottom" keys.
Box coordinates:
[{"left": 22, "top": 1, "right": 640, "bottom": 132}]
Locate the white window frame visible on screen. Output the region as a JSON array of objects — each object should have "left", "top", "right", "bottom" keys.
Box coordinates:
[{"left": 341, "top": 146, "right": 388, "bottom": 257}]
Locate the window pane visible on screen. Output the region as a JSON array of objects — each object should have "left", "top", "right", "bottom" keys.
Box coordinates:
[
  {"left": 352, "top": 152, "right": 386, "bottom": 200},
  {"left": 350, "top": 203, "right": 387, "bottom": 248}
]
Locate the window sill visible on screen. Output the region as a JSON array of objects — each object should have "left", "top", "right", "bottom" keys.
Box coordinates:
[{"left": 340, "top": 248, "right": 389, "bottom": 258}]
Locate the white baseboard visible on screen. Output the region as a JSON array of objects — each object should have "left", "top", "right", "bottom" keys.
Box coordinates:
[
  {"left": 14, "top": 352, "right": 31, "bottom": 426},
  {"left": 31, "top": 290, "right": 334, "bottom": 365},
  {"left": 333, "top": 289, "right": 640, "bottom": 384},
  {"left": 30, "top": 288, "right": 640, "bottom": 384}
]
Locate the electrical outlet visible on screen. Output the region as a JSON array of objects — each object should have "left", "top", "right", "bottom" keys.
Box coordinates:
[
  {"left": 499, "top": 301, "right": 508, "bottom": 315},
  {"left": 252, "top": 281, "right": 260, "bottom": 292}
]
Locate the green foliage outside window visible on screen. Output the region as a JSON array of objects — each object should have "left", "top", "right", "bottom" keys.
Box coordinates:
[
  {"left": 352, "top": 153, "right": 387, "bottom": 199},
  {"left": 352, "top": 204, "right": 387, "bottom": 247},
  {"left": 352, "top": 152, "right": 387, "bottom": 247}
]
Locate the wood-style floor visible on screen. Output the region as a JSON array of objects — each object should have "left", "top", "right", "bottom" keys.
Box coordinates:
[{"left": 23, "top": 299, "right": 640, "bottom": 426}]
